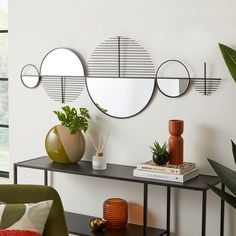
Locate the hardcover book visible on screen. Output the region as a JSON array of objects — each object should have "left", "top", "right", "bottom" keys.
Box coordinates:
[
  {"left": 137, "top": 160, "right": 196, "bottom": 175},
  {"left": 133, "top": 167, "right": 199, "bottom": 183}
]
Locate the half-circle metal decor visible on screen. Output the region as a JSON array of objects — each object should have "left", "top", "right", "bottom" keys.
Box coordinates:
[{"left": 40, "top": 48, "right": 85, "bottom": 103}]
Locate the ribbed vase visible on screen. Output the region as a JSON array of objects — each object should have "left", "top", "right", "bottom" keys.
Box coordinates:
[{"left": 168, "top": 120, "right": 184, "bottom": 165}]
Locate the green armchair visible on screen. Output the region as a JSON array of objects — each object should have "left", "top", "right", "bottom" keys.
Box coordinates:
[{"left": 0, "top": 184, "right": 68, "bottom": 236}]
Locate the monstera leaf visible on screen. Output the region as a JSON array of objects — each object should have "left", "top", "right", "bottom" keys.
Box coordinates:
[{"left": 219, "top": 43, "right": 236, "bottom": 83}]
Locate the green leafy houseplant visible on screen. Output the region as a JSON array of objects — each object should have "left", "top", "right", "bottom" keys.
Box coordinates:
[
  {"left": 54, "top": 105, "right": 90, "bottom": 134},
  {"left": 208, "top": 141, "right": 236, "bottom": 208},
  {"left": 219, "top": 43, "right": 236, "bottom": 83},
  {"left": 149, "top": 141, "right": 169, "bottom": 165}
]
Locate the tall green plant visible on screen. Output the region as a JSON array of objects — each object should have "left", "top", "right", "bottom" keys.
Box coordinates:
[
  {"left": 208, "top": 141, "right": 236, "bottom": 208},
  {"left": 219, "top": 43, "right": 236, "bottom": 83}
]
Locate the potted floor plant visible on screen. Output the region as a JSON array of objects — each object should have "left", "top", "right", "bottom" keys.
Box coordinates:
[
  {"left": 207, "top": 44, "right": 236, "bottom": 208},
  {"left": 45, "top": 105, "right": 90, "bottom": 163}
]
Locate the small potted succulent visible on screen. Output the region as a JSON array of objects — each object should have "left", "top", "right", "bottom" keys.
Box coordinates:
[
  {"left": 45, "top": 105, "right": 90, "bottom": 164},
  {"left": 149, "top": 141, "right": 169, "bottom": 166}
]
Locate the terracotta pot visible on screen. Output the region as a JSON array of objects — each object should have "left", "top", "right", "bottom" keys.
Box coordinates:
[
  {"left": 45, "top": 125, "right": 85, "bottom": 163},
  {"left": 168, "top": 120, "right": 184, "bottom": 165}
]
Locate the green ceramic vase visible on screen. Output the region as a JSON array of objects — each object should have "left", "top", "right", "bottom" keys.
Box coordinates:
[{"left": 45, "top": 125, "right": 85, "bottom": 164}]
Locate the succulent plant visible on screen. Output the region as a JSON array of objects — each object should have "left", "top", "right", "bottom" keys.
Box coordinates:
[{"left": 149, "top": 141, "right": 169, "bottom": 165}]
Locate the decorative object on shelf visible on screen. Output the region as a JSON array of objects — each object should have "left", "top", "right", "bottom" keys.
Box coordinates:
[
  {"left": 208, "top": 140, "right": 236, "bottom": 208},
  {"left": 86, "top": 36, "right": 156, "bottom": 119},
  {"left": 156, "top": 60, "right": 190, "bottom": 98},
  {"left": 137, "top": 160, "right": 196, "bottom": 175},
  {"left": 89, "top": 131, "right": 110, "bottom": 170},
  {"left": 103, "top": 198, "right": 128, "bottom": 229},
  {"left": 20, "top": 64, "right": 40, "bottom": 88},
  {"left": 89, "top": 217, "right": 107, "bottom": 231},
  {"left": 133, "top": 167, "right": 199, "bottom": 183},
  {"left": 149, "top": 141, "right": 169, "bottom": 165},
  {"left": 45, "top": 106, "right": 90, "bottom": 163},
  {"left": 192, "top": 62, "right": 221, "bottom": 95},
  {"left": 168, "top": 120, "right": 184, "bottom": 165},
  {"left": 219, "top": 43, "right": 236, "bottom": 84},
  {"left": 40, "top": 48, "right": 85, "bottom": 103}
]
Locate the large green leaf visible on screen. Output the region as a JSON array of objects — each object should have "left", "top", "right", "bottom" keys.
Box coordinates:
[
  {"left": 232, "top": 140, "right": 236, "bottom": 164},
  {"left": 208, "top": 158, "right": 236, "bottom": 195},
  {"left": 208, "top": 184, "right": 236, "bottom": 209},
  {"left": 219, "top": 43, "right": 236, "bottom": 83}
]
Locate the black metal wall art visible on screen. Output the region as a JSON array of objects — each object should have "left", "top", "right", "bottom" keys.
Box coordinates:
[
  {"left": 40, "top": 48, "right": 85, "bottom": 103},
  {"left": 86, "top": 36, "right": 156, "bottom": 119}
]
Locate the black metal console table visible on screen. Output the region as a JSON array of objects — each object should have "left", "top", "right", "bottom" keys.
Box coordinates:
[{"left": 14, "top": 157, "right": 224, "bottom": 236}]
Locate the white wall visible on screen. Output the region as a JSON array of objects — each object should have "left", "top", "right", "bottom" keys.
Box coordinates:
[{"left": 3, "top": 0, "right": 236, "bottom": 235}]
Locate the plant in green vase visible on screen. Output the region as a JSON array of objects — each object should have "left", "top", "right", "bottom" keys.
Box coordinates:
[
  {"left": 45, "top": 106, "right": 90, "bottom": 164},
  {"left": 149, "top": 141, "right": 169, "bottom": 166}
]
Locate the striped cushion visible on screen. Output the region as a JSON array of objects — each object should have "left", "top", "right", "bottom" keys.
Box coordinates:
[{"left": 0, "top": 200, "right": 53, "bottom": 236}]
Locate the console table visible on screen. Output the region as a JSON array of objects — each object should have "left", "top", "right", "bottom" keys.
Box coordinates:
[{"left": 14, "top": 156, "right": 224, "bottom": 236}]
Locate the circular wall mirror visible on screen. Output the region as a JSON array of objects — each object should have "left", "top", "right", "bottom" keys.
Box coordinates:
[
  {"left": 20, "top": 64, "right": 40, "bottom": 88},
  {"left": 40, "top": 48, "right": 85, "bottom": 103},
  {"left": 156, "top": 60, "right": 190, "bottom": 98},
  {"left": 86, "top": 36, "right": 156, "bottom": 118}
]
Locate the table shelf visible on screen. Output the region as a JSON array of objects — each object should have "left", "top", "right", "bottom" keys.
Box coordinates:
[{"left": 65, "top": 212, "right": 167, "bottom": 236}]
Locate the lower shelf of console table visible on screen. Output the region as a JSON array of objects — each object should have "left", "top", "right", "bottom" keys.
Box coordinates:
[{"left": 65, "top": 212, "right": 167, "bottom": 236}]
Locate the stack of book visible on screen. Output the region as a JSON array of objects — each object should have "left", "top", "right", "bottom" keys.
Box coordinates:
[{"left": 133, "top": 161, "right": 199, "bottom": 183}]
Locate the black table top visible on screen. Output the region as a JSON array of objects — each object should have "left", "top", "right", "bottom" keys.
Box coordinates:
[{"left": 15, "top": 156, "right": 220, "bottom": 191}]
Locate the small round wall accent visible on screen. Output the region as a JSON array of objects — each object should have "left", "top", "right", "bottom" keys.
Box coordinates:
[
  {"left": 20, "top": 64, "right": 40, "bottom": 88},
  {"left": 45, "top": 125, "right": 85, "bottom": 163},
  {"left": 156, "top": 60, "right": 190, "bottom": 98}
]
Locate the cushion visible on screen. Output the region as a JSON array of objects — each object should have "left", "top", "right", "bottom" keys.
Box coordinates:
[{"left": 0, "top": 200, "right": 53, "bottom": 236}]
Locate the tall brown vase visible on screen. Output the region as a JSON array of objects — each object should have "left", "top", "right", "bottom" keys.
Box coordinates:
[{"left": 168, "top": 120, "right": 184, "bottom": 165}]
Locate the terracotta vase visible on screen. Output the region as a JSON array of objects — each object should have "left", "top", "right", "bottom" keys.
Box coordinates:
[
  {"left": 45, "top": 125, "right": 85, "bottom": 163},
  {"left": 168, "top": 120, "right": 184, "bottom": 165}
]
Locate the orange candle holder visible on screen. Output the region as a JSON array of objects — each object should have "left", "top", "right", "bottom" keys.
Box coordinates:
[{"left": 103, "top": 198, "right": 128, "bottom": 229}]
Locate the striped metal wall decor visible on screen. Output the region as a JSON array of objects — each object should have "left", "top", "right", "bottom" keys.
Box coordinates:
[{"left": 87, "top": 36, "right": 156, "bottom": 79}]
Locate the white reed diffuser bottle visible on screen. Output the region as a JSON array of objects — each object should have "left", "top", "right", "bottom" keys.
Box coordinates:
[
  {"left": 92, "top": 152, "right": 106, "bottom": 170},
  {"left": 89, "top": 131, "right": 110, "bottom": 170}
]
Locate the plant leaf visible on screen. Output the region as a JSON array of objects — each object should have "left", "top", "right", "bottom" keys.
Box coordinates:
[
  {"left": 208, "top": 158, "right": 236, "bottom": 195},
  {"left": 232, "top": 140, "right": 236, "bottom": 165},
  {"left": 208, "top": 184, "right": 236, "bottom": 209},
  {"left": 219, "top": 43, "right": 236, "bottom": 83}
]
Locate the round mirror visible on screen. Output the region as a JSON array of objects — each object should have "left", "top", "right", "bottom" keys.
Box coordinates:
[
  {"left": 86, "top": 36, "right": 156, "bottom": 118},
  {"left": 20, "top": 64, "right": 40, "bottom": 88},
  {"left": 156, "top": 60, "right": 190, "bottom": 98},
  {"left": 40, "top": 48, "right": 85, "bottom": 103}
]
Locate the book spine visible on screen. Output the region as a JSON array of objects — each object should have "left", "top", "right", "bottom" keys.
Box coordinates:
[
  {"left": 137, "top": 165, "right": 181, "bottom": 174},
  {"left": 137, "top": 164, "right": 196, "bottom": 175},
  {"left": 133, "top": 169, "right": 198, "bottom": 183}
]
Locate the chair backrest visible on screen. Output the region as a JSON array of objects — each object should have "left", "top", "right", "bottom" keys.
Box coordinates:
[{"left": 0, "top": 184, "right": 68, "bottom": 236}]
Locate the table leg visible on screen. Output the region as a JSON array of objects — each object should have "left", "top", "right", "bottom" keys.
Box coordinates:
[
  {"left": 14, "top": 164, "right": 17, "bottom": 184},
  {"left": 143, "top": 183, "right": 148, "bottom": 236},
  {"left": 220, "top": 183, "right": 225, "bottom": 236},
  {"left": 202, "top": 190, "right": 207, "bottom": 236},
  {"left": 44, "top": 170, "right": 48, "bottom": 186},
  {"left": 166, "top": 186, "right": 171, "bottom": 236}
]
